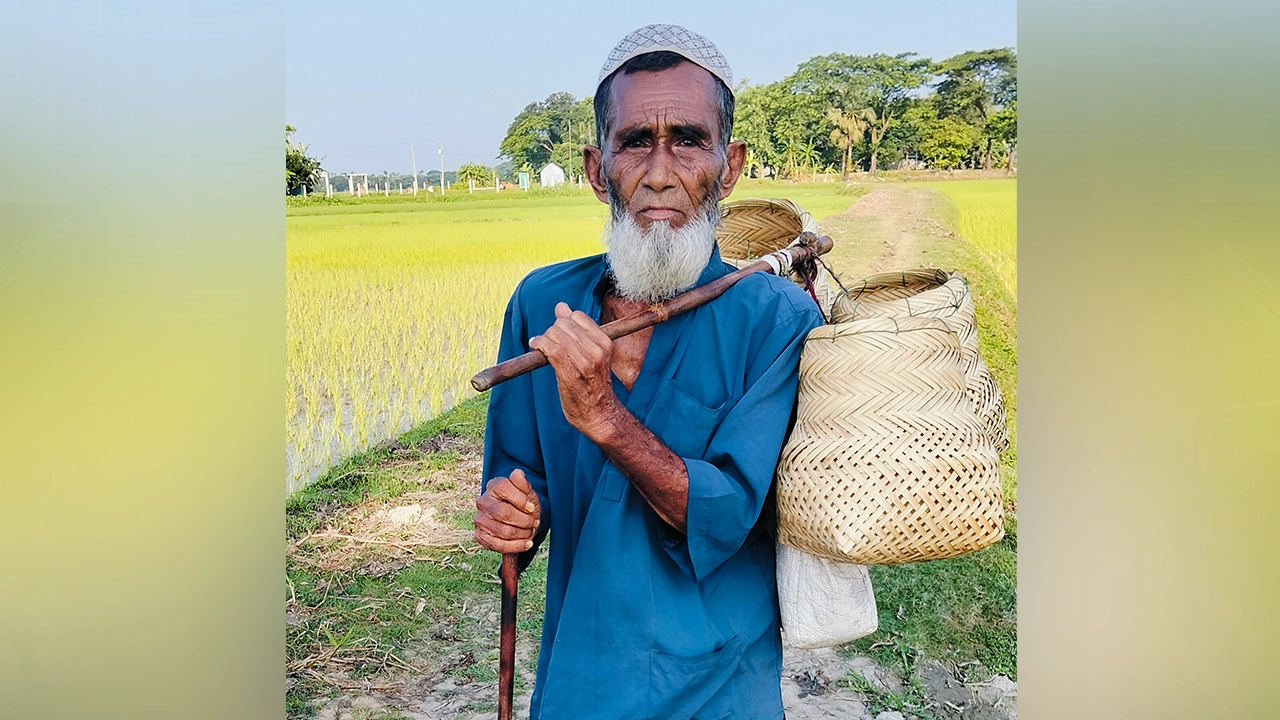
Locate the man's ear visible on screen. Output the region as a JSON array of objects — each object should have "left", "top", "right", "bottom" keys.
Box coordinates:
[
  {"left": 719, "top": 140, "right": 747, "bottom": 200},
  {"left": 583, "top": 145, "right": 610, "bottom": 204}
]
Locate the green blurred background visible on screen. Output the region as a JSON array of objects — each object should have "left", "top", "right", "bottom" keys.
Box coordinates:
[
  {"left": 1019, "top": 1, "right": 1280, "bottom": 717},
  {"left": 2, "top": 1, "right": 1278, "bottom": 718}
]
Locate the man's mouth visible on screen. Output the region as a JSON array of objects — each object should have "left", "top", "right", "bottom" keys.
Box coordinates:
[{"left": 637, "top": 207, "right": 684, "bottom": 222}]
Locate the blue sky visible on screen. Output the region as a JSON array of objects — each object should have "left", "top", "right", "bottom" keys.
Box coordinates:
[{"left": 286, "top": 0, "right": 1016, "bottom": 174}]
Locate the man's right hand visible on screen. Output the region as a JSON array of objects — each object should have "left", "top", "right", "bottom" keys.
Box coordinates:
[{"left": 474, "top": 469, "right": 541, "bottom": 554}]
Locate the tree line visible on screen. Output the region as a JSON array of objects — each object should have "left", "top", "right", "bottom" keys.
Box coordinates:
[
  {"left": 286, "top": 48, "right": 1015, "bottom": 194},
  {"left": 498, "top": 48, "right": 1016, "bottom": 181}
]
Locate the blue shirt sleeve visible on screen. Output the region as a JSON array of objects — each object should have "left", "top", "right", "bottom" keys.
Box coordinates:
[
  {"left": 660, "top": 307, "right": 822, "bottom": 582},
  {"left": 482, "top": 280, "right": 552, "bottom": 572}
]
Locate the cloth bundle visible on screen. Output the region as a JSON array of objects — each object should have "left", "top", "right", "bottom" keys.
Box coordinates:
[{"left": 776, "top": 541, "right": 878, "bottom": 648}]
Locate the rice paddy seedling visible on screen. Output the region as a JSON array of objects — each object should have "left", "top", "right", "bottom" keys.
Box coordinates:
[
  {"left": 922, "top": 179, "right": 1017, "bottom": 298},
  {"left": 286, "top": 198, "right": 606, "bottom": 494},
  {"left": 285, "top": 180, "right": 995, "bottom": 495}
]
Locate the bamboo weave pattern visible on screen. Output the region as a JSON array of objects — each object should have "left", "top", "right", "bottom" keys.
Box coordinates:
[
  {"left": 776, "top": 317, "right": 1004, "bottom": 564},
  {"left": 830, "top": 269, "right": 1009, "bottom": 453}
]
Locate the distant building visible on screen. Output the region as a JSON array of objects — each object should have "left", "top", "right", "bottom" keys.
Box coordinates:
[{"left": 539, "top": 162, "right": 565, "bottom": 187}]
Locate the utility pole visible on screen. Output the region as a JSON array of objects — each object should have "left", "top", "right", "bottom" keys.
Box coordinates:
[
  {"left": 438, "top": 141, "right": 445, "bottom": 195},
  {"left": 410, "top": 142, "right": 419, "bottom": 195}
]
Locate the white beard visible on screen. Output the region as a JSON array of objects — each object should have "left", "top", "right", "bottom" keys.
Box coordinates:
[{"left": 603, "top": 210, "right": 718, "bottom": 303}]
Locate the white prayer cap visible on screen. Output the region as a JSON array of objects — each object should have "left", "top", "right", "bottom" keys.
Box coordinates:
[{"left": 597, "top": 24, "right": 734, "bottom": 94}]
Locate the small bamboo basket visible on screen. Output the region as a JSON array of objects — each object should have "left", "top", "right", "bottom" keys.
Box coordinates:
[
  {"left": 716, "top": 198, "right": 835, "bottom": 317},
  {"left": 775, "top": 316, "right": 1005, "bottom": 564}
]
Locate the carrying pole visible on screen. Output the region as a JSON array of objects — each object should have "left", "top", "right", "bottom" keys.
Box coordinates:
[{"left": 471, "top": 232, "right": 833, "bottom": 392}]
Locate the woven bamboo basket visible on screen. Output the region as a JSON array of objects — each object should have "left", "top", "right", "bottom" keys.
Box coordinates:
[
  {"left": 775, "top": 316, "right": 1004, "bottom": 565},
  {"left": 830, "top": 269, "right": 1010, "bottom": 454},
  {"left": 716, "top": 198, "right": 835, "bottom": 317}
]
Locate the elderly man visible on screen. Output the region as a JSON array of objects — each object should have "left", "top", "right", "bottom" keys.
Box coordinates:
[{"left": 475, "top": 25, "right": 824, "bottom": 719}]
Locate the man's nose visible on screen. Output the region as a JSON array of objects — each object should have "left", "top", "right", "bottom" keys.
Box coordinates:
[{"left": 640, "top": 142, "right": 678, "bottom": 193}]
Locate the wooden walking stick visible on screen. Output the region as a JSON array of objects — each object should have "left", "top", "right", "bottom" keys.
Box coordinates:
[
  {"left": 472, "top": 232, "right": 834, "bottom": 392},
  {"left": 498, "top": 552, "right": 518, "bottom": 720}
]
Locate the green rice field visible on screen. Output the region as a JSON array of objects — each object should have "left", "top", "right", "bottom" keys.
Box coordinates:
[
  {"left": 924, "top": 179, "right": 1018, "bottom": 296},
  {"left": 286, "top": 179, "right": 1016, "bottom": 495}
]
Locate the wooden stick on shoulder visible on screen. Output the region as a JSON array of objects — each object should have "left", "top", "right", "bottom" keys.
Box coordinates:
[
  {"left": 471, "top": 232, "right": 832, "bottom": 392},
  {"left": 471, "top": 230, "right": 829, "bottom": 389}
]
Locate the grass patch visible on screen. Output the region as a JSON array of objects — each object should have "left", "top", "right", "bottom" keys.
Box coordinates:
[
  {"left": 286, "top": 394, "right": 488, "bottom": 537},
  {"left": 920, "top": 179, "right": 1017, "bottom": 297},
  {"left": 839, "top": 524, "right": 1018, "bottom": 680},
  {"left": 286, "top": 394, "right": 549, "bottom": 718},
  {"left": 841, "top": 670, "right": 934, "bottom": 719}
]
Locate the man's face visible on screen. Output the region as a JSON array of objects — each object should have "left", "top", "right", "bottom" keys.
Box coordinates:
[{"left": 586, "top": 62, "right": 745, "bottom": 230}]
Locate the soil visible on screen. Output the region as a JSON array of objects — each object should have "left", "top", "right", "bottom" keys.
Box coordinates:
[
  {"left": 293, "top": 189, "right": 1017, "bottom": 719},
  {"left": 833, "top": 186, "right": 957, "bottom": 280}
]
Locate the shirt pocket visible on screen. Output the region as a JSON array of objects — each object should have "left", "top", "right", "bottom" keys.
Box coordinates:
[
  {"left": 646, "top": 376, "right": 733, "bottom": 461},
  {"left": 601, "top": 379, "right": 733, "bottom": 503},
  {"left": 646, "top": 635, "right": 744, "bottom": 720}
]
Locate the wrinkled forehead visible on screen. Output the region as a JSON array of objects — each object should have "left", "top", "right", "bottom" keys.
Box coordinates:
[{"left": 606, "top": 63, "right": 722, "bottom": 140}]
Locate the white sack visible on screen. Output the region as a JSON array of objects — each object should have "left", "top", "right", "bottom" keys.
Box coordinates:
[{"left": 777, "top": 541, "right": 878, "bottom": 649}]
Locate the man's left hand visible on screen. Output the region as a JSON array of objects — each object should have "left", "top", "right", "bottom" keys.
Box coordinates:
[{"left": 528, "top": 302, "right": 621, "bottom": 440}]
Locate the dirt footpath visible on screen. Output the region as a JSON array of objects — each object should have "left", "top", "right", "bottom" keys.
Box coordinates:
[{"left": 819, "top": 185, "right": 958, "bottom": 283}]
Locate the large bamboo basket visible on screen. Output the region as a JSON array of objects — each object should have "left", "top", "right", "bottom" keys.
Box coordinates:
[
  {"left": 716, "top": 198, "right": 835, "bottom": 317},
  {"left": 830, "top": 269, "right": 1010, "bottom": 454},
  {"left": 775, "top": 316, "right": 1005, "bottom": 565}
]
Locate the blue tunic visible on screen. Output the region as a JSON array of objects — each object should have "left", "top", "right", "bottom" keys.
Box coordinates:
[{"left": 482, "top": 245, "right": 823, "bottom": 720}]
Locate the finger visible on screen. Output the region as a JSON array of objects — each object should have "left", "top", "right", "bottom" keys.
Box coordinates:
[
  {"left": 487, "top": 477, "right": 539, "bottom": 515},
  {"left": 567, "top": 309, "right": 612, "bottom": 346},
  {"left": 555, "top": 301, "right": 572, "bottom": 318},
  {"left": 562, "top": 312, "right": 611, "bottom": 363},
  {"left": 476, "top": 494, "right": 539, "bottom": 529},
  {"left": 474, "top": 527, "right": 534, "bottom": 554},
  {"left": 474, "top": 509, "right": 537, "bottom": 540},
  {"left": 537, "top": 324, "right": 599, "bottom": 380},
  {"left": 547, "top": 315, "right": 608, "bottom": 367},
  {"left": 531, "top": 323, "right": 586, "bottom": 365},
  {"left": 508, "top": 469, "right": 540, "bottom": 509}
]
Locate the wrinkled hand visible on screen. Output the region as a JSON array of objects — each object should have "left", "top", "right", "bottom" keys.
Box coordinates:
[
  {"left": 474, "top": 469, "right": 541, "bottom": 554},
  {"left": 528, "top": 302, "right": 621, "bottom": 439}
]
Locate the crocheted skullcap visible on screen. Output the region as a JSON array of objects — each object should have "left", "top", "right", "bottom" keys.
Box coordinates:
[{"left": 597, "top": 24, "right": 733, "bottom": 93}]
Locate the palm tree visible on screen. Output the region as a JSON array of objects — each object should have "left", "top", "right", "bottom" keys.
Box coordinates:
[
  {"left": 825, "top": 108, "right": 867, "bottom": 180},
  {"left": 797, "top": 138, "right": 821, "bottom": 182},
  {"left": 455, "top": 163, "right": 494, "bottom": 189},
  {"left": 857, "top": 107, "right": 892, "bottom": 174}
]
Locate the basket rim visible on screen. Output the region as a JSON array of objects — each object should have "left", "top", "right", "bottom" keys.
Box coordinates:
[{"left": 716, "top": 197, "right": 820, "bottom": 260}]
